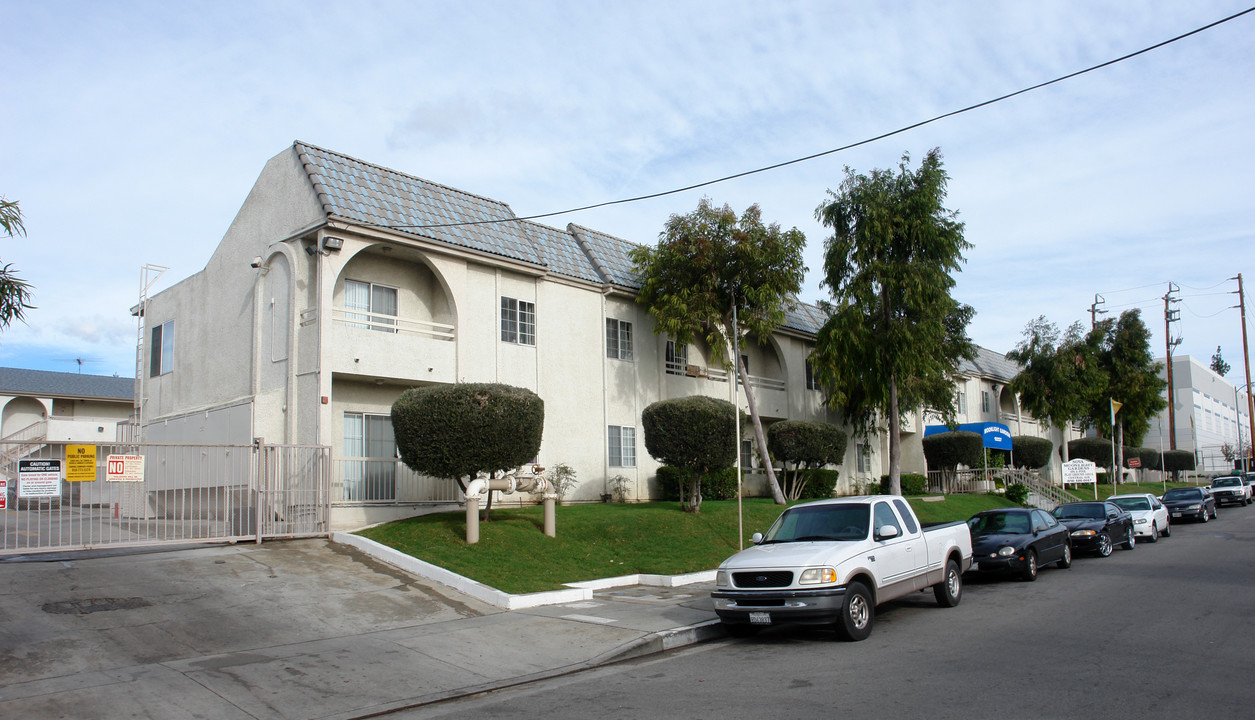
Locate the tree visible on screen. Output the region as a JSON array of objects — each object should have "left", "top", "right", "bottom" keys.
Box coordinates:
[
  {"left": 921, "top": 431, "right": 983, "bottom": 487},
  {"left": 391, "top": 383, "right": 544, "bottom": 521},
  {"left": 766, "top": 420, "right": 848, "bottom": 500},
  {"left": 1085, "top": 310, "right": 1167, "bottom": 472},
  {"left": 641, "top": 395, "right": 739, "bottom": 513},
  {"left": 630, "top": 198, "right": 806, "bottom": 505},
  {"left": 811, "top": 148, "right": 976, "bottom": 496},
  {"left": 0, "top": 197, "right": 35, "bottom": 330},
  {"left": 1211, "top": 346, "right": 1230, "bottom": 377},
  {"left": 1006, "top": 317, "right": 1105, "bottom": 462}
]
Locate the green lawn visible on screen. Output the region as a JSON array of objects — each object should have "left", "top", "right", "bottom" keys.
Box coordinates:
[{"left": 356, "top": 494, "right": 1010, "bottom": 594}]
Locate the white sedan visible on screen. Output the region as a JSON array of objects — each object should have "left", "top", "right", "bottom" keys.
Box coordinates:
[{"left": 1108, "top": 493, "right": 1171, "bottom": 542}]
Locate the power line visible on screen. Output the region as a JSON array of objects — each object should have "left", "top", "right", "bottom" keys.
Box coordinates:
[{"left": 381, "top": 6, "right": 1255, "bottom": 232}]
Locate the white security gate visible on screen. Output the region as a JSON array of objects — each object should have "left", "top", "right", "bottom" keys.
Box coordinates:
[{"left": 0, "top": 440, "right": 330, "bottom": 556}]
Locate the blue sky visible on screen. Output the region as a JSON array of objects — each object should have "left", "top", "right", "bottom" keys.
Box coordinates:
[{"left": 2, "top": 1, "right": 1253, "bottom": 382}]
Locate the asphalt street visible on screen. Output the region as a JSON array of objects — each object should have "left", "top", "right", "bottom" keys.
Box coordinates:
[{"left": 393, "top": 503, "right": 1255, "bottom": 720}]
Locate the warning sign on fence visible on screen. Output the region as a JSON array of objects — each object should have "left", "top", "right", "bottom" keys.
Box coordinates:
[
  {"left": 19, "top": 459, "right": 61, "bottom": 497},
  {"left": 106, "top": 454, "right": 145, "bottom": 482},
  {"left": 66, "top": 444, "right": 98, "bottom": 482}
]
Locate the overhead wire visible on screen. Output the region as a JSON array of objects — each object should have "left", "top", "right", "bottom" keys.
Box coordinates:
[{"left": 380, "top": 6, "right": 1255, "bottom": 232}]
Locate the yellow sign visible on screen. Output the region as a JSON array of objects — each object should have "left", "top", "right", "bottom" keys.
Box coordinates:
[
  {"left": 1111, "top": 400, "right": 1124, "bottom": 415},
  {"left": 66, "top": 444, "right": 98, "bottom": 482}
]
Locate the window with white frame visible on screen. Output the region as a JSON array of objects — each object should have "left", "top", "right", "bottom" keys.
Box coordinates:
[
  {"left": 149, "top": 320, "right": 174, "bottom": 377},
  {"left": 805, "top": 359, "right": 819, "bottom": 390},
  {"left": 344, "top": 280, "right": 397, "bottom": 332},
  {"left": 981, "top": 390, "right": 991, "bottom": 414},
  {"left": 856, "top": 442, "right": 872, "bottom": 474},
  {"left": 501, "top": 297, "right": 536, "bottom": 345},
  {"left": 665, "top": 340, "right": 688, "bottom": 375},
  {"left": 608, "top": 425, "right": 636, "bottom": 467},
  {"left": 343, "top": 412, "right": 397, "bottom": 501},
  {"left": 606, "top": 318, "right": 633, "bottom": 360},
  {"left": 956, "top": 389, "right": 967, "bottom": 415},
  {"left": 741, "top": 439, "right": 754, "bottom": 469}
]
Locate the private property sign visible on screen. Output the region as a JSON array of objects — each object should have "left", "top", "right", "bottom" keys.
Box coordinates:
[
  {"left": 106, "top": 454, "right": 145, "bottom": 482},
  {"left": 18, "top": 459, "right": 62, "bottom": 497},
  {"left": 1062, "top": 459, "right": 1097, "bottom": 485}
]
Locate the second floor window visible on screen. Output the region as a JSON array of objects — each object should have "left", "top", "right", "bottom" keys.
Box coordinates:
[
  {"left": 805, "top": 359, "right": 819, "bottom": 390},
  {"left": 149, "top": 320, "right": 174, "bottom": 377},
  {"left": 345, "top": 280, "right": 397, "bottom": 332},
  {"left": 981, "top": 390, "right": 991, "bottom": 413},
  {"left": 956, "top": 389, "right": 967, "bottom": 414},
  {"left": 501, "top": 297, "right": 536, "bottom": 345},
  {"left": 665, "top": 341, "right": 688, "bottom": 375},
  {"left": 606, "top": 318, "right": 633, "bottom": 360}
]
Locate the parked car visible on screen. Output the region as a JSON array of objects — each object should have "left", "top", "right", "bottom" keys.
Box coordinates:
[
  {"left": 967, "top": 507, "right": 1071, "bottom": 581},
  {"left": 712, "top": 495, "right": 973, "bottom": 641},
  {"left": 1161, "top": 486, "right": 1217, "bottom": 522},
  {"left": 1108, "top": 493, "right": 1171, "bottom": 542},
  {"left": 1051, "top": 501, "right": 1135, "bottom": 557},
  {"left": 1209, "top": 476, "right": 1251, "bottom": 507}
]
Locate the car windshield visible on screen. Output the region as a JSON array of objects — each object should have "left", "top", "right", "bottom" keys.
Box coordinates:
[
  {"left": 764, "top": 504, "right": 871, "bottom": 543},
  {"left": 968, "top": 512, "right": 1030, "bottom": 535},
  {"left": 1110, "top": 497, "right": 1151, "bottom": 511},
  {"left": 1213, "top": 478, "right": 1240, "bottom": 487},
  {"left": 1163, "top": 488, "right": 1202, "bottom": 501},
  {"left": 1053, "top": 504, "right": 1104, "bottom": 519}
]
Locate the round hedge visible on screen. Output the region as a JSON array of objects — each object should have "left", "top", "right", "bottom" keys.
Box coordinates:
[
  {"left": 922, "top": 431, "right": 984, "bottom": 470},
  {"left": 391, "top": 383, "right": 544, "bottom": 485},
  {"left": 641, "top": 395, "right": 738, "bottom": 472},
  {"left": 767, "top": 420, "right": 848, "bottom": 468},
  {"left": 1068, "top": 437, "right": 1114, "bottom": 466},
  {"left": 1011, "top": 436, "right": 1053, "bottom": 469}
]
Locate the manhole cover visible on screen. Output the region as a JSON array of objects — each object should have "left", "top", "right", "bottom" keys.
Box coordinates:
[{"left": 42, "top": 597, "right": 152, "bottom": 615}]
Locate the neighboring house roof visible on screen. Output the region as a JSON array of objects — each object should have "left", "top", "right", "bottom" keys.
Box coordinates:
[
  {"left": 960, "top": 346, "right": 1022, "bottom": 382},
  {"left": 0, "top": 368, "right": 134, "bottom": 401}
]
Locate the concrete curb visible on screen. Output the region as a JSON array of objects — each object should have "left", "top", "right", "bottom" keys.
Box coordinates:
[
  {"left": 330, "top": 533, "right": 717, "bottom": 610},
  {"left": 592, "top": 618, "right": 726, "bottom": 665}
]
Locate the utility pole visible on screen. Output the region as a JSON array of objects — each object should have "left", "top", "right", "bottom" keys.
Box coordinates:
[
  {"left": 1237, "top": 273, "right": 1254, "bottom": 469},
  {"left": 1164, "top": 283, "right": 1182, "bottom": 450},
  {"left": 1090, "top": 293, "right": 1107, "bottom": 329}
]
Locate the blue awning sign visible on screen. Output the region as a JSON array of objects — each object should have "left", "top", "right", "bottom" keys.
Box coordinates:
[{"left": 923, "top": 422, "right": 1013, "bottom": 450}]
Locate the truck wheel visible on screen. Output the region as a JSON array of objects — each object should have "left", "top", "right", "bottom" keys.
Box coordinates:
[
  {"left": 1020, "top": 550, "right": 1038, "bottom": 582},
  {"left": 835, "top": 582, "right": 873, "bottom": 641},
  {"left": 933, "top": 559, "right": 962, "bottom": 607}
]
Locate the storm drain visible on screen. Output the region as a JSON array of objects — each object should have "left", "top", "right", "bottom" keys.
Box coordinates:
[{"left": 42, "top": 597, "right": 152, "bottom": 615}]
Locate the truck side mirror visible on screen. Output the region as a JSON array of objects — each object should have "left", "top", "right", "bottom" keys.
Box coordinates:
[
  {"left": 875, "top": 525, "right": 899, "bottom": 540},
  {"left": 751, "top": 532, "right": 764, "bottom": 545}
]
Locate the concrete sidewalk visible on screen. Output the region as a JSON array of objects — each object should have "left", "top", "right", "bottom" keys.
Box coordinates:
[{"left": 0, "top": 539, "right": 722, "bottom": 720}]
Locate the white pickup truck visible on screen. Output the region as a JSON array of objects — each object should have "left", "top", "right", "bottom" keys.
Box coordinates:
[{"left": 712, "top": 495, "right": 973, "bottom": 641}]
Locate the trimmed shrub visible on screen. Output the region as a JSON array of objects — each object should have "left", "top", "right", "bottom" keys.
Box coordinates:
[
  {"left": 1162, "top": 450, "right": 1196, "bottom": 473},
  {"left": 1011, "top": 436, "right": 1053, "bottom": 469},
  {"left": 656, "top": 466, "right": 742, "bottom": 501},
  {"left": 1005, "top": 483, "right": 1030, "bottom": 505},
  {"left": 1068, "top": 437, "right": 1114, "bottom": 466},
  {"left": 879, "top": 473, "right": 927, "bottom": 496},
  {"left": 767, "top": 420, "right": 848, "bottom": 500},
  {"left": 642, "top": 396, "right": 738, "bottom": 512},
  {"left": 392, "top": 383, "right": 544, "bottom": 488},
  {"left": 800, "top": 468, "right": 841, "bottom": 499},
  {"left": 922, "top": 431, "right": 984, "bottom": 471}
]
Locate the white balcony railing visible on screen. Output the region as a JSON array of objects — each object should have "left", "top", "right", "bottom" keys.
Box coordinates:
[{"left": 331, "top": 309, "right": 455, "bottom": 341}]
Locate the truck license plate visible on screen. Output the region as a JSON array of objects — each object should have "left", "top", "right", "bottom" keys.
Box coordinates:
[{"left": 749, "top": 612, "right": 772, "bottom": 625}]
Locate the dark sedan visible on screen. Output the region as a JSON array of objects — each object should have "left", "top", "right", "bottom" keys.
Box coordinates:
[
  {"left": 1052, "top": 502, "right": 1135, "bottom": 557},
  {"left": 967, "top": 508, "right": 1071, "bottom": 581},
  {"left": 1161, "top": 486, "right": 1217, "bottom": 522}
]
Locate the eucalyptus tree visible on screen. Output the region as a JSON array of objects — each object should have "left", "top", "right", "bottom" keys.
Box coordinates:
[
  {"left": 630, "top": 198, "right": 806, "bottom": 505},
  {"left": 1006, "top": 317, "right": 1105, "bottom": 461},
  {"left": 0, "top": 197, "right": 34, "bottom": 330},
  {"left": 811, "top": 149, "right": 976, "bottom": 495}
]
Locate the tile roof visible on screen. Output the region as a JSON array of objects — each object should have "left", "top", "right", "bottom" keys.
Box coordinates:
[{"left": 0, "top": 368, "right": 134, "bottom": 401}]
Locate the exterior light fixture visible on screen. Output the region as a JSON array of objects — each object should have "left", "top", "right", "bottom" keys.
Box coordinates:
[{"left": 323, "top": 237, "right": 344, "bottom": 252}]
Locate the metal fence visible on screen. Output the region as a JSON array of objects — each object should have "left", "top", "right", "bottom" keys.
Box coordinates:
[
  {"left": 1, "top": 440, "right": 330, "bottom": 556},
  {"left": 331, "top": 459, "right": 462, "bottom": 504}
]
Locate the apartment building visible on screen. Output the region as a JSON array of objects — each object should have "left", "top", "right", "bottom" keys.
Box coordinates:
[{"left": 1144, "top": 355, "right": 1252, "bottom": 472}]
